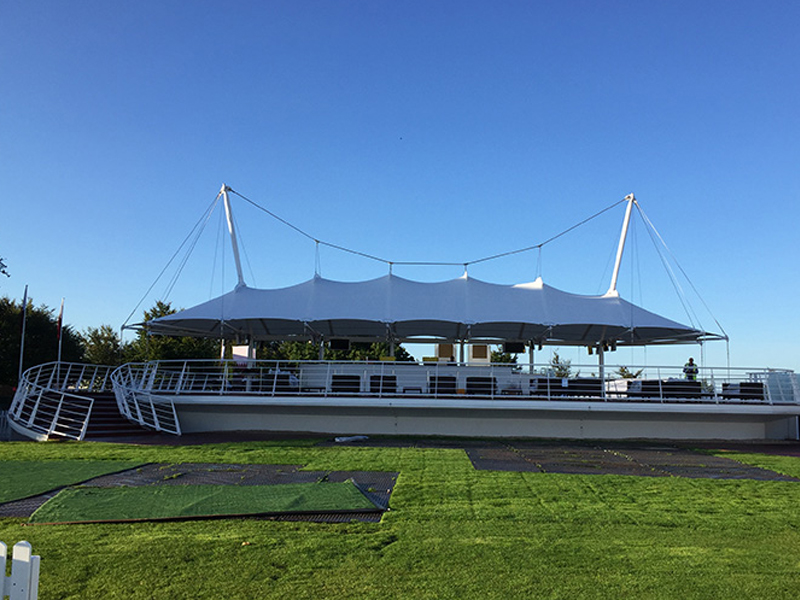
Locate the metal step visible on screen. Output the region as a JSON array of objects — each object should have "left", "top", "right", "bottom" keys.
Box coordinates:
[{"left": 82, "top": 392, "right": 157, "bottom": 439}]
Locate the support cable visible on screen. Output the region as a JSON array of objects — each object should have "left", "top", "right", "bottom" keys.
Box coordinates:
[
  {"left": 209, "top": 206, "right": 224, "bottom": 298},
  {"left": 122, "top": 194, "right": 221, "bottom": 328},
  {"left": 467, "top": 198, "right": 627, "bottom": 266},
  {"left": 635, "top": 203, "right": 728, "bottom": 339},
  {"left": 162, "top": 200, "right": 218, "bottom": 300},
  {"left": 230, "top": 188, "right": 627, "bottom": 269},
  {"left": 636, "top": 205, "right": 699, "bottom": 329}
]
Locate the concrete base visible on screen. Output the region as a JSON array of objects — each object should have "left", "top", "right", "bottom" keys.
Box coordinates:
[{"left": 172, "top": 396, "right": 800, "bottom": 441}]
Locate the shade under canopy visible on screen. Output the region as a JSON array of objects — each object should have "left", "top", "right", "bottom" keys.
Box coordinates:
[{"left": 133, "top": 274, "right": 724, "bottom": 347}]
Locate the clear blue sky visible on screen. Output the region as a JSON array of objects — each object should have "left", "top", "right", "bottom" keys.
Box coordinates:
[{"left": 2, "top": 1, "right": 798, "bottom": 371}]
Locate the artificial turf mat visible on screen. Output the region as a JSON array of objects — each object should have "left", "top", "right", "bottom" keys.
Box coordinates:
[
  {"left": 0, "top": 460, "right": 144, "bottom": 503},
  {"left": 29, "top": 481, "right": 378, "bottom": 523}
]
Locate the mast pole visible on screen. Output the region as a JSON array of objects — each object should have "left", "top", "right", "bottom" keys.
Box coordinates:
[
  {"left": 18, "top": 284, "right": 28, "bottom": 382},
  {"left": 606, "top": 193, "right": 636, "bottom": 296},
  {"left": 221, "top": 184, "right": 246, "bottom": 287}
]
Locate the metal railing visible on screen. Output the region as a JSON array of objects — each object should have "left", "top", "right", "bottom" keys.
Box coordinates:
[
  {"left": 108, "top": 359, "right": 799, "bottom": 405},
  {"left": 111, "top": 364, "right": 182, "bottom": 435},
  {"left": 8, "top": 362, "right": 116, "bottom": 441}
]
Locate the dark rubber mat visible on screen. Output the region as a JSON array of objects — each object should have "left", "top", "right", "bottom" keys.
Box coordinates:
[
  {"left": 0, "top": 464, "right": 398, "bottom": 522},
  {"left": 466, "top": 442, "right": 800, "bottom": 481}
]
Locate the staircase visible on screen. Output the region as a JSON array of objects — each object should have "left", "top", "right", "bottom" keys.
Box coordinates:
[
  {"left": 9, "top": 362, "right": 152, "bottom": 441},
  {"left": 81, "top": 392, "right": 154, "bottom": 439}
]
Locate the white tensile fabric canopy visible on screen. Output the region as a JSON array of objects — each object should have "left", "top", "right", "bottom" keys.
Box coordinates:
[{"left": 139, "top": 274, "right": 722, "bottom": 346}]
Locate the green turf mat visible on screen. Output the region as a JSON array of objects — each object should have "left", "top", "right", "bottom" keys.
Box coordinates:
[
  {"left": 0, "top": 461, "right": 143, "bottom": 503},
  {"left": 30, "top": 482, "right": 378, "bottom": 523}
]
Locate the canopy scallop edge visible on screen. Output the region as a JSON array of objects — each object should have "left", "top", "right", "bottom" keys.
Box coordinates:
[{"left": 135, "top": 274, "right": 724, "bottom": 347}]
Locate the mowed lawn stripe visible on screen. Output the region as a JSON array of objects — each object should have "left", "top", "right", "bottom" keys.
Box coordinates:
[{"left": 0, "top": 460, "right": 144, "bottom": 503}]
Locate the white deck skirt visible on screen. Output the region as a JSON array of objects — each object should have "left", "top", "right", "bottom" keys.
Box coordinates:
[{"left": 171, "top": 395, "right": 800, "bottom": 440}]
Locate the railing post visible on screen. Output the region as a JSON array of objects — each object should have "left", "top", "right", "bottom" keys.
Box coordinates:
[
  {"left": 26, "top": 390, "right": 45, "bottom": 427},
  {"left": 764, "top": 372, "right": 774, "bottom": 405},
  {"left": 47, "top": 395, "right": 64, "bottom": 437},
  {"left": 175, "top": 361, "right": 188, "bottom": 395},
  {"left": 710, "top": 368, "right": 719, "bottom": 404},
  {"left": 75, "top": 364, "right": 85, "bottom": 390},
  {"left": 45, "top": 365, "right": 57, "bottom": 393},
  {"left": 78, "top": 398, "right": 94, "bottom": 440},
  {"left": 325, "top": 362, "right": 331, "bottom": 398},
  {"left": 149, "top": 396, "right": 161, "bottom": 431},
  {"left": 146, "top": 362, "right": 159, "bottom": 392},
  {"left": 657, "top": 367, "right": 664, "bottom": 402},
  {"left": 105, "top": 365, "right": 114, "bottom": 390}
]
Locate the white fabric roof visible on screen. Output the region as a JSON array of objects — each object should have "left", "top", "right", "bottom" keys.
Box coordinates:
[{"left": 140, "top": 274, "right": 721, "bottom": 346}]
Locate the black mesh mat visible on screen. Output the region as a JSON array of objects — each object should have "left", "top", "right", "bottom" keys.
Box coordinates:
[
  {"left": 319, "top": 436, "right": 800, "bottom": 481},
  {"left": 466, "top": 442, "right": 800, "bottom": 481},
  {"left": 0, "top": 464, "right": 398, "bottom": 522}
]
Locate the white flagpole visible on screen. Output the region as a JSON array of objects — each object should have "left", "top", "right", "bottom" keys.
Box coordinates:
[
  {"left": 18, "top": 285, "right": 28, "bottom": 382},
  {"left": 57, "top": 297, "right": 65, "bottom": 363}
]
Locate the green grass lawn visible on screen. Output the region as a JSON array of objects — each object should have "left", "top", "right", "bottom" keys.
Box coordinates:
[
  {"left": 0, "top": 460, "right": 143, "bottom": 503},
  {"left": 30, "top": 482, "right": 377, "bottom": 523},
  {"left": 2, "top": 440, "right": 800, "bottom": 599}
]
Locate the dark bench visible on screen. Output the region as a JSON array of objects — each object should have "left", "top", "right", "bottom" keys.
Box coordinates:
[
  {"left": 370, "top": 374, "right": 397, "bottom": 395},
  {"left": 721, "top": 382, "right": 765, "bottom": 401},
  {"left": 530, "top": 377, "right": 603, "bottom": 397},
  {"left": 628, "top": 379, "right": 702, "bottom": 399},
  {"left": 268, "top": 372, "right": 297, "bottom": 393},
  {"left": 466, "top": 376, "right": 496, "bottom": 396},
  {"left": 331, "top": 374, "right": 361, "bottom": 394},
  {"left": 429, "top": 375, "right": 457, "bottom": 396}
]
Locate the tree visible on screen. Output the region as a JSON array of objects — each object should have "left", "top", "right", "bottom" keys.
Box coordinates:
[
  {"left": 339, "top": 342, "right": 414, "bottom": 362},
  {"left": 616, "top": 366, "right": 643, "bottom": 379},
  {"left": 0, "top": 296, "right": 84, "bottom": 387},
  {"left": 124, "top": 301, "right": 219, "bottom": 362},
  {"left": 257, "top": 340, "right": 318, "bottom": 361},
  {"left": 546, "top": 351, "right": 577, "bottom": 378},
  {"left": 491, "top": 348, "right": 518, "bottom": 364},
  {"left": 82, "top": 325, "right": 124, "bottom": 366},
  {"left": 256, "top": 340, "right": 414, "bottom": 362},
  {"left": 0, "top": 257, "right": 8, "bottom": 278}
]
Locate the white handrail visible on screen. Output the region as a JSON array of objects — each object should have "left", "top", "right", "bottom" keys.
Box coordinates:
[
  {"left": 8, "top": 362, "right": 113, "bottom": 441},
  {"left": 110, "top": 364, "right": 182, "bottom": 435},
  {"left": 109, "top": 358, "right": 798, "bottom": 405}
]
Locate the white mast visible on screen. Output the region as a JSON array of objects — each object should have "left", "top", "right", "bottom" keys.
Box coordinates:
[
  {"left": 606, "top": 193, "right": 636, "bottom": 297},
  {"left": 220, "top": 184, "right": 245, "bottom": 287}
]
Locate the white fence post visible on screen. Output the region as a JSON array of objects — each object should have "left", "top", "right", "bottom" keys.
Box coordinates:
[{"left": 1, "top": 540, "right": 40, "bottom": 600}]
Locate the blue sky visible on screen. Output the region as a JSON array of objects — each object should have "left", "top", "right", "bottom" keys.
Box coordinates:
[{"left": 2, "top": 1, "right": 798, "bottom": 371}]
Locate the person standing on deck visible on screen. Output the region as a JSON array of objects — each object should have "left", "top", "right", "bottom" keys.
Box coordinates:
[{"left": 683, "top": 357, "right": 699, "bottom": 381}]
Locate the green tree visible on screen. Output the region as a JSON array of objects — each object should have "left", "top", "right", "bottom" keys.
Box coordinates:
[
  {"left": 341, "top": 342, "right": 413, "bottom": 362},
  {"left": 256, "top": 340, "right": 414, "bottom": 362},
  {"left": 546, "top": 351, "right": 576, "bottom": 378},
  {"left": 257, "top": 340, "right": 319, "bottom": 361},
  {"left": 124, "top": 301, "right": 219, "bottom": 362},
  {"left": 0, "top": 296, "right": 84, "bottom": 386},
  {"left": 490, "top": 348, "right": 518, "bottom": 364},
  {"left": 616, "top": 366, "right": 643, "bottom": 379},
  {"left": 82, "top": 325, "right": 124, "bottom": 366}
]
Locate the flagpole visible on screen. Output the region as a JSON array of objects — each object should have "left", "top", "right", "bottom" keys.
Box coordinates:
[
  {"left": 57, "top": 297, "right": 64, "bottom": 364},
  {"left": 18, "top": 285, "right": 28, "bottom": 382}
]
